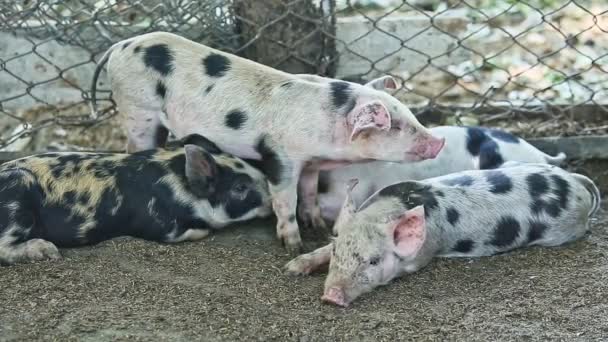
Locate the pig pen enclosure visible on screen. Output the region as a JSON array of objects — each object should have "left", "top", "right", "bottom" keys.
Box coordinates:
[{"left": 1, "top": 0, "right": 608, "bottom": 340}]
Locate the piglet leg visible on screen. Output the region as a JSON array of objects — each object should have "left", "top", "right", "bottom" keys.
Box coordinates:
[
  {"left": 120, "top": 104, "right": 168, "bottom": 153},
  {"left": 270, "top": 160, "right": 305, "bottom": 255},
  {"left": 297, "top": 165, "right": 328, "bottom": 235},
  {"left": 284, "top": 243, "right": 332, "bottom": 275}
]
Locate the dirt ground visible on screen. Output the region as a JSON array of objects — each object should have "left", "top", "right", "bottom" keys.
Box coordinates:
[{"left": 0, "top": 162, "right": 607, "bottom": 342}]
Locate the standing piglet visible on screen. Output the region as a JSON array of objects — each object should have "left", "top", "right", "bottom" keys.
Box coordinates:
[
  {"left": 285, "top": 163, "right": 601, "bottom": 306},
  {"left": 0, "top": 134, "right": 271, "bottom": 265},
  {"left": 90, "top": 32, "right": 445, "bottom": 253},
  {"left": 318, "top": 125, "right": 567, "bottom": 222}
]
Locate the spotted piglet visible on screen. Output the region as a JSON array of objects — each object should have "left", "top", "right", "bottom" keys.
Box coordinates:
[
  {"left": 317, "top": 125, "right": 567, "bottom": 223},
  {"left": 285, "top": 163, "right": 601, "bottom": 307},
  {"left": 90, "top": 31, "right": 445, "bottom": 253},
  {"left": 0, "top": 134, "right": 271, "bottom": 265}
]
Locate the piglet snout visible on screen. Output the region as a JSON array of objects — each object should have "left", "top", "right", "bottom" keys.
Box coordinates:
[
  {"left": 321, "top": 287, "right": 348, "bottom": 307},
  {"left": 409, "top": 135, "right": 445, "bottom": 160}
]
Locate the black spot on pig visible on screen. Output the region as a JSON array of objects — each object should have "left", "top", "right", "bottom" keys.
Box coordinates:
[
  {"left": 487, "top": 128, "right": 519, "bottom": 143},
  {"left": 466, "top": 127, "right": 504, "bottom": 169},
  {"left": 453, "top": 239, "right": 474, "bottom": 253},
  {"left": 317, "top": 172, "right": 330, "bottom": 194},
  {"left": 435, "top": 190, "right": 445, "bottom": 198},
  {"left": 527, "top": 173, "right": 549, "bottom": 198},
  {"left": 485, "top": 170, "right": 512, "bottom": 194},
  {"left": 204, "top": 53, "right": 231, "bottom": 77},
  {"left": 63, "top": 191, "right": 77, "bottom": 205},
  {"left": 489, "top": 216, "right": 520, "bottom": 248},
  {"left": 50, "top": 164, "right": 65, "bottom": 179},
  {"left": 254, "top": 135, "right": 283, "bottom": 186},
  {"left": 330, "top": 82, "right": 352, "bottom": 109},
  {"left": 77, "top": 192, "right": 90, "bottom": 205},
  {"left": 530, "top": 175, "right": 570, "bottom": 218},
  {"left": 288, "top": 214, "right": 296, "bottom": 222},
  {"left": 537, "top": 200, "right": 561, "bottom": 218},
  {"left": 441, "top": 175, "right": 474, "bottom": 187},
  {"left": 378, "top": 182, "right": 438, "bottom": 218},
  {"left": 234, "top": 161, "right": 244, "bottom": 169},
  {"left": 134, "top": 46, "right": 141, "bottom": 53},
  {"left": 155, "top": 126, "right": 169, "bottom": 146},
  {"left": 225, "top": 110, "right": 247, "bottom": 130},
  {"left": 551, "top": 174, "right": 570, "bottom": 210},
  {"left": 479, "top": 145, "right": 504, "bottom": 169},
  {"left": 466, "top": 127, "right": 486, "bottom": 156},
  {"left": 166, "top": 154, "right": 186, "bottom": 177},
  {"left": 156, "top": 80, "right": 167, "bottom": 99},
  {"left": 446, "top": 207, "right": 460, "bottom": 225},
  {"left": 527, "top": 220, "right": 548, "bottom": 244},
  {"left": 39, "top": 203, "right": 86, "bottom": 247},
  {"left": 280, "top": 81, "right": 293, "bottom": 89},
  {"left": 143, "top": 44, "right": 174, "bottom": 76},
  {"left": 122, "top": 41, "right": 131, "bottom": 50},
  {"left": 205, "top": 85, "right": 214, "bottom": 94}
]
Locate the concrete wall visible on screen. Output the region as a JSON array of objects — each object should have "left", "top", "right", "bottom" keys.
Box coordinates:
[{"left": 334, "top": 12, "right": 470, "bottom": 80}]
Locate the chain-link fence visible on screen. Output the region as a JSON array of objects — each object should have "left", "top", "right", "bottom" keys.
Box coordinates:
[{"left": 1, "top": 0, "right": 607, "bottom": 152}]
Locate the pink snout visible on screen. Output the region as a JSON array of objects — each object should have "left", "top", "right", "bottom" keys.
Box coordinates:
[
  {"left": 408, "top": 136, "right": 445, "bottom": 160},
  {"left": 321, "top": 287, "right": 349, "bottom": 307}
]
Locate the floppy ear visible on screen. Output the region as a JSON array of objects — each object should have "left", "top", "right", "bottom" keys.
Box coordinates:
[
  {"left": 348, "top": 101, "right": 392, "bottom": 142},
  {"left": 389, "top": 205, "right": 426, "bottom": 258},
  {"left": 364, "top": 75, "right": 398, "bottom": 91},
  {"left": 184, "top": 144, "right": 217, "bottom": 197},
  {"left": 332, "top": 178, "right": 359, "bottom": 236}
]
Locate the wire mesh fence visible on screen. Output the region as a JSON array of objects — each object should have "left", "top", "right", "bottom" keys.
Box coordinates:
[{"left": 1, "top": 0, "right": 607, "bottom": 152}]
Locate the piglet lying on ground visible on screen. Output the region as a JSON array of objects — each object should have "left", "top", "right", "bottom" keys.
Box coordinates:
[
  {"left": 0, "top": 134, "right": 271, "bottom": 265},
  {"left": 286, "top": 163, "right": 601, "bottom": 307},
  {"left": 318, "top": 125, "right": 567, "bottom": 222}
]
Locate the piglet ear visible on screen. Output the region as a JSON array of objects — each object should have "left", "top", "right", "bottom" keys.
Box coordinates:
[
  {"left": 390, "top": 205, "right": 426, "bottom": 258},
  {"left": 364, "top": 75, "right": 398, "bottom": 91},
  {"left": 333, "top": 178, "right": 359, "bottom": 235},
  {"left": 349, "top": 101, "right": 392, "bottom": 142},
  {"left": 185, "top": 144, "right": 217, "bottom": 197}
]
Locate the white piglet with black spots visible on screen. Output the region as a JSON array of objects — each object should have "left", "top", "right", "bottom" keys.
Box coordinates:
[
  {"left": 90, "top": 32, "right": 445, "bottom": 254},
  {"left": 318, "top": 125, "right": 567, "bottom": 222},
  {"left": 285, "top": 163, "right": 601, "bottom": 307}
]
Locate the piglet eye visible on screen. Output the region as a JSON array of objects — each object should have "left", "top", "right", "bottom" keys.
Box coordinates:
[
  {"left": 232, "top": 183, "right": 249, "bottom": 198},
  {"left": 233, "top": 183, "right": 248, "bottom": 193}
]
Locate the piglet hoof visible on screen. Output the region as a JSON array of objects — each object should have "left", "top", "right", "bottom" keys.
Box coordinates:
[
  {"left": 277, "top": 221, "right": 304, "bottom": 256},
  {"left": 299, "top": 210, "right": 329, "bottom": 238},
  {"left": 25, "top": 239, "right": 62, "bottom": 262},
  {"left": 284, "top": 240, "right": 304, "bottom": 256},
  {"left": 284, "top": 255, "right": 314, "bottom": 276},
  {"left": 297, "top": 209, "right": 313, "bottom": 229},
  {"left": 312, "top": 214, "right": 328, "bottom": 231}
]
